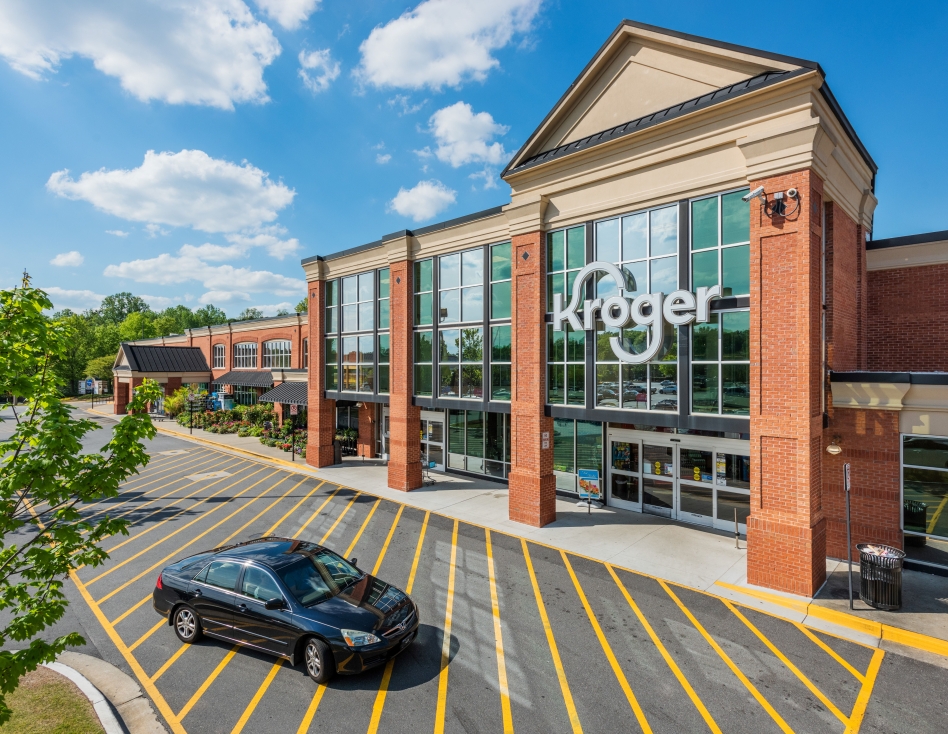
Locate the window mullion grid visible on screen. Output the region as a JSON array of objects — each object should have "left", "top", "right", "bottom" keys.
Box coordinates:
[{"left": 482, "top": 244, "right": 489, "bottom": 408}]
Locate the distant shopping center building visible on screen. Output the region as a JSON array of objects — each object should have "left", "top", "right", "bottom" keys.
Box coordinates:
[{"left": 114, "top": 21, "right": 948, "bottom": 596}]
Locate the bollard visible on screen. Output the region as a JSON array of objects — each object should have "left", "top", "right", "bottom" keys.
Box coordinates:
[{"left": 734, "top": 508, "right": 740, "bottom": 549}]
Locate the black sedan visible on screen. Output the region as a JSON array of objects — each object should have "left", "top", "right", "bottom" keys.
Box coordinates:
[{"left": 152, "top": 537, "right": 419, "bottom": 683}]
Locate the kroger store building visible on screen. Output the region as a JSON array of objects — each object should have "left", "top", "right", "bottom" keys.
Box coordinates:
[{"left": 114, "top": 21, "right": 948, "bottom": 597}]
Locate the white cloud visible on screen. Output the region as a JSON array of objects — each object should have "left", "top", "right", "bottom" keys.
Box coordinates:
[
  {"left": 356, "top": 0, "right": 542, "bottom": 90},
  {"left": 427, "top": 101, "right": 508, "bottom": 167},
  {"left": 105, "top": 229, "right": 128, "bottom": 237},
  {"left": 249, "top": 301, "right": 295, "bottom": 315},
  {"left": 388, "top": 94, "right": 425, "bottom": 115},
  {"left": 0, "top": 0, "right": 281, "bottom": 110},
  {"left": 298, "top": 49, "right": 340, "bottom": 93},
  {"left": 50, "top": 250, "right": 84, "bottom": 267},
  {"left": 42, "top": 286, "right": 104, "bottom": 311},
  {"left": 200, "top": 290, "right": 250, "bottom": 304},
  {"left": 141, "top": 294, "right": 181, "bottom": 309},
  {"left": 376, "top": 153, "right": 392, "bottom": 165},
  {"left": 469, "top": 168, "right": 499, "bottom": 190},
  {"left": 224, "top": 227, "right": 301, "bottom": 259},
  {"left": 254, "top": 0, "right": 320, "bottom": 30},
  {"left": 47, "top": 149, "right": 295, "bottom": 234},
  {"left": 388, "top": 180, "right": 456, "bottom": 222}
]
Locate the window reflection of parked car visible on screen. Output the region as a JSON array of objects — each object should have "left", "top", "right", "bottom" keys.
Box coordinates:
[
  {"left": 492, "top": 388, "right": 511, "bottom": 400},
  {"left": 658, "top": 385, "right": 677, "bottom": 395},
  {"left": 723, "top": 385, "right": 749, "bottom": 397},
  {"left": 653, "top": 399, "right": 678, "bottom": 411},
  {"left": 693, "top": 376, "right": 707, "bottom": 389}
]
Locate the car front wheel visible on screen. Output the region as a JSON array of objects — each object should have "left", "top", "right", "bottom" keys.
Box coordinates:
[
  {"left": 303, "top": 637, "right": 334, "bottom": 684},
  {"left": 173, "top": 606, "right": 202, "bottom": 644}
]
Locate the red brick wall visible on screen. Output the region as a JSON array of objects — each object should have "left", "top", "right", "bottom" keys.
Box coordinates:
[
  {"left": 508, "top": 230, "right": 556, "bottom": 527},
  {"left": 747, "top": 169, "right": 827, "bottom": 596},
  {"left": 358, "top": 402, "right": 376, "bottom": 459},
  {"left": 825, "top": 203, "right": 865, "bottom": 373},
  {"left": 868, "top": 262, "right": 948, "bottom": 372},
  {"left": 387, "top": 260, "right": 422, "bottom": 490},
  {"left": 306, "top": 283, "right": 336, "bottom": 467},
  {"left": 823, "top": 408, "right": 902, "bottom": 560},
  {"left": 187, "top": 317, "right": 306, "bottom": 383}
]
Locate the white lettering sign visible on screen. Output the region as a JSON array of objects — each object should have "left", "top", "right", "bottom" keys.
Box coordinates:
[{"left": 552, "top": 262, "right": 721, "bottom": 364}]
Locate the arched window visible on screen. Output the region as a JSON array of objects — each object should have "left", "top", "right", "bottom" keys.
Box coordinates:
[
  {"left": 263, "top": 340, "right": 291, "bottom": 368},
  {"left": 302, "top": 338, "right": 309, "bottom": 369},
  {"left": 213, "top": 344, "right": 226, "bottom": 369},
  {"left": 234, "top": 342, "right": 257, "bottom": 369}
]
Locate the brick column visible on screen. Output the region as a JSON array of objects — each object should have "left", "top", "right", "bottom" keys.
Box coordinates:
[
  {"left": 358, "top": 402, "right": 376, "bottom": 458},
  {"left": 508, "top": 230, "right": 556, "bottom": 526},
  {"left": 114, "top": 381, "right": 129, "bottom": 415},
  {"left": 746, "top": 169, "right": 827, "bottom": 596},
  {"left": 306, "top": 280, "right": 336, "bottom": 467},
  {"left": 388, "top": 259, "right": 422, "bottom": 490}
]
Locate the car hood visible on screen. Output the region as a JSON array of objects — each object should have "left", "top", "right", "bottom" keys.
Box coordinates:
[{"left": 308, "top": 575, "right": 412, "bottom": 632}]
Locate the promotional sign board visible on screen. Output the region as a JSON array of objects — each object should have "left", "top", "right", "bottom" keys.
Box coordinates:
[
  {"left": 578, "top": 469, "right": 602, "bottom": 500},
  {"left": 290, "top": 404, "right": 298, "bottom": 415}
]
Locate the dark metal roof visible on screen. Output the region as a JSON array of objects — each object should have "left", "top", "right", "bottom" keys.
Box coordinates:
[
  {"left": 505, "top": 69, "right": 803, "bottom": 177},
  {"left": 830, "top": 371, "right": 948, "bottom": 385},
  {"left": 121, "top": 344, "right": 210, "bottom": 373},
  {"left": 259, "top": 381, "right": 308, "bottom": 405},
  {"left": 213, "top": 370, "right": 274, "bottom": 388},
  {"left": 867, "top": 230, "right": 948, "bottom": 250}
]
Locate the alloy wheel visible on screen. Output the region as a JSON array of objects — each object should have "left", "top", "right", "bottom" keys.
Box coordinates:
[
  {"left": 305, "top": 640, "right": 321, "bottom": 678},
  {"left": 176, "top": 609, "right": 196, "bottom": 640}
]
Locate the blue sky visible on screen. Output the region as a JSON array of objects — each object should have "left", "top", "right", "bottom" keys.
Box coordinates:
[{"left": 2, "top": 0, "right": 946, "bottom": 316}]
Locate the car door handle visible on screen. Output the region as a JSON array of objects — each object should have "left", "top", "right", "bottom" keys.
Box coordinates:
[
  {"left": 237, "top": 603, "right": 248, "bottom": 611},
  {"left": 191, "top": 589, "right": 202, "bottom": 597}
]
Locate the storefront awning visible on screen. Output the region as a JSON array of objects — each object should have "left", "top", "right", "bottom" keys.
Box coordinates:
[
  {"left": 258, "top": 382, "right": 308, "bottom": 406},
  {"left": 213, "top": 370, "right": 274, "bottom": 388}
]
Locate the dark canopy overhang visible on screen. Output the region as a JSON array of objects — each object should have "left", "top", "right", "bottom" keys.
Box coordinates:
[
  {"left": 213, "top": 370, "right": 274, "bottom": 388},
  {"left": 258, "top": 382, "right": 308, "bottom": 406}
]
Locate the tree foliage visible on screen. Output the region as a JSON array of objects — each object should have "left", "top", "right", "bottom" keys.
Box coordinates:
[
  {"left": 295, "top": 298, "right": 307, "bottom": 313},
  {"left": 236, "top": 307, "right": 264, "bottom": 321},
  {"left": 0, "top": 277, "right": 162, "bottom": 725}
]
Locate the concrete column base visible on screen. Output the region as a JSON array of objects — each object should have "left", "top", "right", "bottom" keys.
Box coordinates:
[{"left": 746, "top": 517, "right": 827, "bottom": 596}]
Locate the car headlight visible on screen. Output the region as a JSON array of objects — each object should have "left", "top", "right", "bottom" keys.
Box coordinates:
[{"left": 341, "top": 629, "right": 381, "bottom": 647}]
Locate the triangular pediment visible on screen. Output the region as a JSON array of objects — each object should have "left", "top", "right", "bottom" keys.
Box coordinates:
[{"left": 505, "top": 21, "right": 814, "bottom": 175}]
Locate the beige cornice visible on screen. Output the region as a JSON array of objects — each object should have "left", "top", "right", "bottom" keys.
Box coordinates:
[
  {"left": 867, "top": 241, "right": 948, "bottom": 271},
  {"left": 503, "top": 197, "right": 549, "bottom": 236},
  {"left": 831, "top": 381, "right": 911, "bottom": 410}
]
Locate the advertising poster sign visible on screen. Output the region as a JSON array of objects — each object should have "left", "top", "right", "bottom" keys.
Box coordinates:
[{"left": 578, "top": 469, "right": 602, "bottom": 500}]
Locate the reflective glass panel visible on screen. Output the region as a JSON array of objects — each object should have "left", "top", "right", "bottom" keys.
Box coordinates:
[
  {"left": 650, "top": 256, "right": 677, "bottom": 294},
  {"left": 440, "top": 366, "right": 459, "bottom": 396},
  {"left": 413, "top": 365, "right": 432, "bottom": 396},
  {"left": 576, "top": 421, "right": 603, "bottom": 475},
  {"left": 692, "top": 315, "right": 719, "bottom": 361},
  {"left": 553, "top": 419, "right": 574, "bottom": 473},
  {"left": 414, "top": 331, "right": 432, "bottom": 362},
  {"left": 359, "top": 334, "right": 374, "bottom": 362},
  {"left": 491, "top": 281, "right": 511, "bottom": 320},
  {"left": 414, "top": 259, "right": 432, "bottom": 293},
  {"left": 491, "top": 325, "right": 511, "bottom": 361},
  {"left": 342, "top": 276, "right": 358, "bottom": 303},
  {"left": 440, "top": 329, "right": 460, "bottom": 362},
  {"left": 440, "top": 253, "right": 460, "bottom": 289},
  {"left": 378, "top": 365, "right": 389, "bottom": 393},
  {"left": 547, "top": 230, "right": 565, "bottom": 272},
  {"left": 461, "top": 287, "right": 483, "bottom": 322},
  {"left": 692, "top": 364, "right": 719, "bottom": 413},
  {"left": 359, "top": 272, "right": 373, "bottom": 301},
  {"left": 491, "top": 365, "right": 511, "bottom": 400},
  {"left": 491, "top": 242, "right": 511, "bottom": 281},
  {"left": 466, "top": 411, "right": 484, "bottom": 457},
  {"left": 358, "top": 301, "right": 374, "bottom": 331},
  {"left": 622, "top": 212, "right": 647, "bottom": 261},
  {"left": 722, "top": 311, "right": 750, "bottom": 360},
  {"left": 623, "top": 262, "right": 647, "bottom": 297},
  {"left": 680, "top": 485, "right": 713, "bottom": 517},
  {"left": 548, "top": 364, "right": 564, "bottom": 404},
  {"left": 439, "top": 288, "right": 459, "bottom": 323},
  {"left": 722, "top": 191, "right": 750, "bottom": 245},
  {"left": 722, "top": 364, "right": 750, "bottom": 415},
  {"left": 650, "top": 206, "right": 677, "bottom": 257},
  {"left": 567, "top": 365, "right": 584, "bottom": 406},
  {"left": 691, "top": 198, "right": 718, "bottom": 250},
  {"left": 462, "top": 365, "right": 483, "bottom": 398},
  {"left": 596, "top": 219, "right": 620, "bottom": 263},
  {"left": 716, "top": 490, "right": 750, "bottom": 525},
  {"left": 692, "top": 249, "right": 718, "bottom": 290},
  {"left": 462, "top": 328, "right": 484, "bottom": 362},
  {"left": 378, "top": 268, "right": 390, "bottom": 298},
  {"left": 342, "top": 337, "right": 357, "bottom": 364},
  {"left": 904, "top": 436, "right": 948, "bottom": 469},
  {"left": 343, "top": 304, "right": 358, "bottom": 332},
  {"left": 596, "top": 364, "right": 620, "bottom": 407},
  {"left": 325, "top": 337, "right": 337, "bottom": 363},
  {"left": 722, "top": 245, "right": 750, "bottom": 297},
  {"left": 567, "top": 227, "right": 585, "bottom": 269},
  {"left": 378, "top": 299, "right": 390, "bottom": 329},
  {"left": 462, "top": 249, "right": 484, "bottom": 286},
  {"left": 414, "top": 293, "right": 432, "bottom": 326}
]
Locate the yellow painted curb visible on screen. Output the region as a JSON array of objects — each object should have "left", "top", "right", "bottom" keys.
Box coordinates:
[
  {"left": 156, "top": 421, "right": 310, "bottom": 472},
  {"left": 715, "top": 581, "right": 948, "bottom": 659}
]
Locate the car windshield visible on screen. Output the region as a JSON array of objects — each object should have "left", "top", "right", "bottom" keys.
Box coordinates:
[{"left": 276, "top": 550, "right": 363, "bottom": 606}]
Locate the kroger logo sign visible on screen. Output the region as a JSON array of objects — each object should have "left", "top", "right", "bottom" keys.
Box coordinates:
[{"left": 551, "top": 262, "right": 722, "bottom": 364}]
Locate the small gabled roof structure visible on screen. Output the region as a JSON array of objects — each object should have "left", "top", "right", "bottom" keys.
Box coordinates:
[{"left": 114, "top": 344, "right": 210, "bottom": 374}]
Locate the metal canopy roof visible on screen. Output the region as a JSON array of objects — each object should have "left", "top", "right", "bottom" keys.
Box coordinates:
[
  {"left": 213, "top": 370, "right": 274, "bottom": 388},
  {"left": 258, "top": 382, "right": 308, "bottom": 405},
  {"left": 121, "top": 344, "right": 210, "bottom": 373}
]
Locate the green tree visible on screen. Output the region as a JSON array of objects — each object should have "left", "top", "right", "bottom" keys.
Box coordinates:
[
  {"left": 193, "top": 304, "right": 227, "bottom": 327},
  {"left": 91, "top": 322, "right": 121, "bottom": 359},
  {"left": 236, "top": 307, "right": 263, "bottom": 321},
  {"left": 118, "top": 311, "right": 156, "bottom": 342},
  {"left": 295, "top": 298, "right": 307, "bottom": 313},
  {"left": 99, "top": 292, "right": 151, "bottom": 324},
  {"left": 0, "top": 276, "right": 161, "bottom": 724},
  {"left": 84, "top": 355, "right": 115, "bottom": 381},
  {"left": 49, "top": 311, "right": 97, "bottom": 397}
]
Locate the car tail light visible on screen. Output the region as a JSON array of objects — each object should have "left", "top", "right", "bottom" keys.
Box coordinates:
[{"left": 155, "top": 573, "right": 163, "bottom": 590}]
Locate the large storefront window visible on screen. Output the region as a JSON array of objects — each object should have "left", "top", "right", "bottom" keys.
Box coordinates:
[
  {"left": 447, "top": 409, "right": 510, "bottom": 478},
  {"left": 262, "top": 340, "right": 291, "bottom": 368},
  {"left": 491, "top": 325, "right": 511, "bottom": 401},
  {"left": 342, "top": 335, "right": 373, "bottom": 392},
  {"left": 414, "top": 331, "right": 433, "bottom": 397},
  {"left": 325, "top": 279, "right": 338, "bottom": 334},
  {"left": 692, "top": 310, "right": 750, "bottom": 415},
  {"left": 903, "top": 435, "right": 948, "bottom": 569},
  {"left": 691, "top": 190, "right": 750, "bottom": 297},
  {"left": 336, "top": 270, "right": 377, "bottom": 394},
  {"left": 440, "top": 328, "right": 483, "bottom": 398},
  {"left": 234, "top": 342, "right": 257, "bottom": 369},
  {"left": 489, "top": 243, "right": 512, "bottom": 401},
  {"left": 233, "top": 385, "right": 257, "bottom": 405},
  {"left": 553, "top": 419, "right": 603, "bottom": 494},
  {"left": 342, "top": 272, "right": 375, "bottom": 332},
  {"left": 325, "top": 337, "right": 338, "bottom": 390},
  {"left": 439, "top": 248, "right": 483, "bottom": 324},
  {"left": 546, "top": 226, "right": 585, "bottom": 312},
  {"left": 414, "top": 259, "right": 433, "bottom": 396},
  {"left": 547, "top": 324, "right": 584, "bottom": 405},
  {"left": 378, "top": 268, "right": 390, "bottom": 393}
]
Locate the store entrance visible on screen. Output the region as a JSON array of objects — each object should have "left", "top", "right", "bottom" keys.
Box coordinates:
[
  {"left": 606, "top": 429, "right": 751, "bottom": 532},
  {"left": 420, "top": 410, "right": 445, "bottom": 472}
]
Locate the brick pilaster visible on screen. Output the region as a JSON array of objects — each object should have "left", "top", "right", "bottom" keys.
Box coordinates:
[
  {"left": 508, "top": 230, "right": 556, "bottom": 526},
  {"left": 114, "top": 381, "right": 129, "bottom": 415},
  {"left": 387, "top": 259, "right": 422, "bottom": 490},
  {"left": 746, "top": 169, "right": 827, "bottom": 596},
  {"left": 306, "top": 280, "right": 336, "bottom": 468},
  {"left": 358, "top": 402, "right": 376, "bottom": 458}
]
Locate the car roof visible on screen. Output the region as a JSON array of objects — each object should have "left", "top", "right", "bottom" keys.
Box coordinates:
[{"left": 212, "top": 537, "right": 328, "bottom": 571}]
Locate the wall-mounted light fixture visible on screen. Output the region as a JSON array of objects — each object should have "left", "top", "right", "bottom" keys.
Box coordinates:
[{"left": 826, "top": 436, "right": 842, "bottom": 455}]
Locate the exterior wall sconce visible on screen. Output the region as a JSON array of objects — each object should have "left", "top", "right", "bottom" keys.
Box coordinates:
[{"left": 826, "top": 437, "right": 842, "bottom": 455}]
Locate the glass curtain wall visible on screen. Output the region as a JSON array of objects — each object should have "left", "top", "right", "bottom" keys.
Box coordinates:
[
  {"left": 553, "top": 419, "right": 603, "bottom": 494},
  {"left": 414, "top": 259, "right": 433, "bottom": 396},
  {"left": 325, "top": 280, "right": 339, "bottom": 390},
  {"left": 438, "top": 247, "right": 484, "bottom": 399},
  {"left": 341, "top": 272, "right": 375, "bottom": 393},
  {"left": 546, "top": 222, "right": 586, "bottom": 405},
  {"left": 490, "top": 242, "right": 512, "bottom": 401},
  {"left": 690, "top": 190, "right": 750, "bottom": 415},
  {"left": 594, "top": 205, "right": 679, "bottom": 412},
  {"left": 447, "top": 409, "right": 510, "bottom": 478},
  {"left": 903, "top": 435, "right": 948, "bottom": 568},
  {"left": 378, "top": 268, "right": 390, "bottom": 393}
]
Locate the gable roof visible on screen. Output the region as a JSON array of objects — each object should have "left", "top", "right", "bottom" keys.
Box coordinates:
[
  {"left": 119, "top": 344, "right": 210, "bottom": 373},
  {"left": 503, "top": 19, "right": 875, "bottom": 178}
]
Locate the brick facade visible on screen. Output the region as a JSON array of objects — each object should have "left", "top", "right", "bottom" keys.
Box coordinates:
[
  {"left": 358, "top": 402, "right": 376, "bottom": 459},
  {"left": 508, "top": 230, "right": 556, "bottom": 526},
  {"left": 867, "top": 262, "right": 948, "bottom": 372},
  {"left": 306, "top": 281, "right": 336, "bottom": 468},
  {"left": 387, "top": 259, "right": 422, "bottom": 490}
]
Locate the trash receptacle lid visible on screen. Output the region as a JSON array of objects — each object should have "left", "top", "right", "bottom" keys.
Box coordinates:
[{"left": 857, "top": 543, "right": 905, "bottom": 559}]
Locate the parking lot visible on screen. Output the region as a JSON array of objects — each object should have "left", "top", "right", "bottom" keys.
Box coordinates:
[{"left": 65, "top": 423, "right": 947, "bottom": 733}]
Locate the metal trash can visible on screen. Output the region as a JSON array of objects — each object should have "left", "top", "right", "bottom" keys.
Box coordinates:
[
  {"left": 857, "top": 543, "right": 906, "bottom": 611},
  {"left": 903, "top": 500, "right": 928, "bottom": 546}
]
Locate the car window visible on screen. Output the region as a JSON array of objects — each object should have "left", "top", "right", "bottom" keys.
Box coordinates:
[
  {"left": 277, "top": 550, "right": 362, "bottom": 607},
  {"left": 202, "top": 561, "right": 242, "bottom": 591},
  {"left": 241, "top": 566, "right": 283, "bottom": 602}
]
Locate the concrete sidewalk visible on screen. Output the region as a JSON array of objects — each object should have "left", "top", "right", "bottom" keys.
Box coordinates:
[{"left": 88, "top": 402, "right": 948, "bottom": 659}]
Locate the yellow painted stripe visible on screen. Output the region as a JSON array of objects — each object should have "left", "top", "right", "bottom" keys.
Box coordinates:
[
  {"left": 371, "top": 506, "right": 404, "bottom": 576},
  {"left": 607, "top": 565, "right": 721, "bottom": 734},
  {"left": 926, "top": 494, "right": 948, "bottom": 534},
  {"left": 86, "top": 467, "right": 273, "bottom": 586},
  {"left": 129, "top": 620, "right": 164, "bottom": 652},
  {"left": 522, "top": 540, "right": 582, "bottom": 734},
  {"left": 295, "top": 684, "right": 327, "bottom": 734},
  {"left": 660, "top": 580, "right": 794, "bottom": 734},
  {"left": 95, "top": 472, "right": 288, "bottom": 604},
  {"left": 434, "top": 520, "right": 460, "bottom": 734},
  {"left": 844, "top": 649, "right": 884, "bottom": 734},
  {"left": 69, "top": 571, "right": 187, "bottom": 734},
  {"left": 232, "top": 660, "right": 283, "bottom": 734},
  {"left": 177, "top": 646, "right": 240, "bottom": 721},
  {"left": 288, "top": 487, "right": 344, "bottom": 540},
  {"left": 151, "top": 643, "right": 190, "bottom": 683},
  {"left": 264, "top": 481, "right": 327, "bottom": 535},
  {"left": 724, "top": 600, "right": 849, "bottom": 726},
  {"left": 366, "top": 511, "right": 429, "bottom": 734},
  {"left": 793, "top": 622, "right": 866, "bottom": 683},
  {"left": 563, "top": 553, "right": 651, "bottom": 733},
  {"left": 485, "top": 530, "right": 513, "bottom": 734},
  {"left": 316, "top": 492, "right": 362, "bottom": 545},
  {"left": 881, "top": 624, "right": 948, "bottom": 658},
  {"left": 344, "top": 500, "right": 380, "bottom": 558},
  {"left": 111, "top": 593, "right": 153, "bottom": 626}
]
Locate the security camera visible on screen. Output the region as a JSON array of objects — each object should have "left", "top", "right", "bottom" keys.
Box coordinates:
[
  {"left": 787, "top": 188, "right": 799, "bottom": 199},
  {"left": 742, "top": 186, "right": 765, "bottom": 203}
]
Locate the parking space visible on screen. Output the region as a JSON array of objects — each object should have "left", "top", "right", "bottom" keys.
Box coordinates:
[{"left": 69, "top": 435, "right": 947, "bottom": 733}]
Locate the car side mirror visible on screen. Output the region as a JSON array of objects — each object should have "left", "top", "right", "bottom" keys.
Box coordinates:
[
  {"left": 349, "top": 558, "right": 357, "bottom": 567},
  {"left": 265, "top": 597, "right": 285, "bottom": 610}
]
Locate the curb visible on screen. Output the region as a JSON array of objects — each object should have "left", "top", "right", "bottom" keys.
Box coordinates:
[
  {"left": 54, "top": 651, "right": 166, "bottom": 734},
  {"left": 43, "top": 660, "right": 124, "bottom": 734}
]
